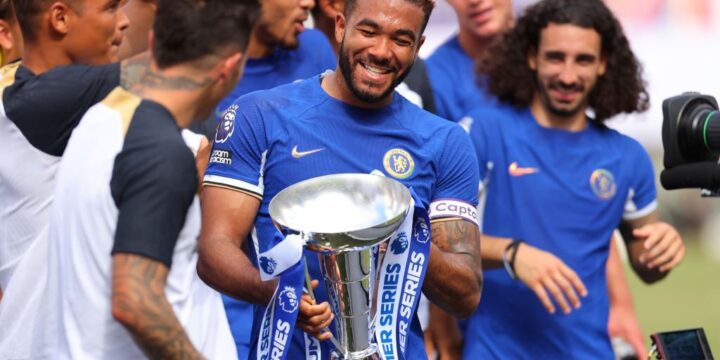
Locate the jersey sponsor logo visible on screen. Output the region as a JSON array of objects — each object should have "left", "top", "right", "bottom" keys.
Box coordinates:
[
  {"left": 590, "top": 169, "right": 617, "bottom": 200},
  {"left": 209, "top": 149, "right": 232, "bottom": 165},
  {"left": 260, "top": 256, "right": 278, "bottom": 275},
  {"left": 383, "top": 149, "right": 415, "bottom": 179},
  {"left": 278, "top": 286, "right": 299, "bottom": 314},
  {"left": 390, "top": 232, "right": 409, "bottom": 255},
  {"left": 291, "top": 145, "right": 325, "bottom": 159},
  {"left": 215, "top": 104, "right": 237, "bottom": 143},
  {"left": 508, "top": 162, "right": 539, "bottom": 177}
]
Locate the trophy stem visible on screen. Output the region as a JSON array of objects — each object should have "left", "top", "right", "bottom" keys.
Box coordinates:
[{"left": 320, "top": 249, "right": 378, "bottom": 359}]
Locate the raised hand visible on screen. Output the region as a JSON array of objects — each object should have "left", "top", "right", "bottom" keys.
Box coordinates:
[{"left": 634, "top": 222, "right": 685, "bottom": 272}]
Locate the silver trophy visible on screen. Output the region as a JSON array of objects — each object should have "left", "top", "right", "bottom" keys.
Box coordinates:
[{"left": 269, "top": 173, "right": 412, "bottom": 359}]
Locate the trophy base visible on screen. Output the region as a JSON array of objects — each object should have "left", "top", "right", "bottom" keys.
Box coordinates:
[{"left": 330, "top": 345, "right": 379, "bottom": 360}]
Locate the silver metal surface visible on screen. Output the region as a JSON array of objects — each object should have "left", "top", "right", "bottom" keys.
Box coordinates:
[
  {"left": 269, "top": 173, "right": 412, "bottom": 253},
  {"left": 269, "top": 174, "right": 411, "bottom": 359}
]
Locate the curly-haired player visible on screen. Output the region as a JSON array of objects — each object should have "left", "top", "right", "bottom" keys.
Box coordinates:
[{"left": 462, "top": 0, "right": 684, "bottom": 358}]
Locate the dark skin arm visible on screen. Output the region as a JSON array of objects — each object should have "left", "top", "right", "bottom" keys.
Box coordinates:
[
  {"left": 422, "top": 219, "right": 482, "bottom": 319},
  {"left": 197, "top": 186, "right": 334, "bottom": 340},
  {"left": 111, "top": 253, "right": 202, "bottom": 359},
  {"left": 619, "top": 211, "right": 685, "bottom": 284}
]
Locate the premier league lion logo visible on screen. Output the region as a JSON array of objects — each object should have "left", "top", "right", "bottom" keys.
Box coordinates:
[
  {"left": 391, "top": 232, "right": 409, "bottom": 255},
  {"left": 260, "top": 256, "right": 277, "bottom": 276},
  {"left": 414, "top": 218, "right": 429, "bottom": 244},
  {"left": 279, "top": 286, "right": 299, "bottom": 313},
  {"left": 215, "top": 105, "right": 237, "bottom": 143}
]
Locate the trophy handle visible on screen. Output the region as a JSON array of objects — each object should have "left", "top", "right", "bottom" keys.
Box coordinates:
[{"left": 303, "top": 258, "right": 345, "bottom": 355}]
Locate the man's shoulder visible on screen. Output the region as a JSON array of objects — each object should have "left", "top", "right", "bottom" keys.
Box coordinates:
[
  {"left": 426, "top": 36, "right": 463, "bottom": 70},
  {"left": 232, "top": 78, "right": 322, "bottom": 118},
  {"left": 297, "top": 29, "right": 333, "bottom": 50}
]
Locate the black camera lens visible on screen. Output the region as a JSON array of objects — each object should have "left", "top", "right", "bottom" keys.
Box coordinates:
[{"left": 678, "top": 98, "right": 720, "bottom": 161}]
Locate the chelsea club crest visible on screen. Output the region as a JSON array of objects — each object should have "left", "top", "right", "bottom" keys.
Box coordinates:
[
  {"left": 383, "top": 148, "right": 415, "bottom": 179},
  {"left": 215, "top": 104, "right": 238, "bottom": 143},
  {"left": 590, "top": 169, "right": 617, "bottom": 200}
]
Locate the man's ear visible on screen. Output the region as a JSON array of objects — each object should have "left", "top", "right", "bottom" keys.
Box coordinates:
[
  {"left": 319, "top": 0, "right": 343, "bottom": 17},
  {"left": 527, "top": 47, "right": 538, "bottom": 71},
  {"left": 335, "top": 12, "right": 346, "bottom": 45},
  {"left": 0, "top": 20, "right": 14, "bottom": 54},
  {"left": 218, "top": 52, "right": 244, "bottom": 81},
  {"left": 48, "top": 1, "right": 73, "bottom": 35},
  {"left": 598, "top": 53, "right": 608, "bottom": 77}
]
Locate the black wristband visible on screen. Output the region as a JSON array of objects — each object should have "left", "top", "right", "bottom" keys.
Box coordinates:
[{"left": 502, "top": 239, "right": 524, "bottom": 280}]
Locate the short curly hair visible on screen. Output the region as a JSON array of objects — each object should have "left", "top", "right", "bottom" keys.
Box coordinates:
[
  {"left": 345, "top": 0, "right": 435, "bottom": 34},
  {"left": 480, "top": 0, "right": 649, "bottom": 122}
]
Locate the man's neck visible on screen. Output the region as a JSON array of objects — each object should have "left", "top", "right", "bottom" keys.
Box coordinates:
[
  {"left": 321, "top": 69, "right": 392, "bottom": 109},
  {"left": 134, "top": 64, "right": 212, "bottom": 129},
  {"left": 245, "top": 35, "right": 275, "bottom": 59},
  {"left": 21, "top": 41, "right": 73, "bottom": 75},
  {"left": 530, "top": 97, "right": 588, "bottom": 132},
  {"left": 456, "top": 29, "right": 494, "bottom": 61}
]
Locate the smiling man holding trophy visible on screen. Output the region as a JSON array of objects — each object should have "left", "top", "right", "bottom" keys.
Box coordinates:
[{"left": 198, "top": 0, "right": 483, "bottom": 359}]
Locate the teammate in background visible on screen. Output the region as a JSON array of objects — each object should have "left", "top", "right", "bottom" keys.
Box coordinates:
[
  {"left": 0, "top": 0, "right": 128, "bottom": 300},
  {"left": 31, "top": 0, "right": 259, "bottom": 358},
  {"left": 198, "top": 0, "right": 483, "bottom": 359},
  {"left": 425, "top": 0, "right": 513, "bottom": 126},
  {"left": 191, "top": 0, "right": 335, "bottom": 139},
  {"left": 190, "top": 1, "right": 336, "bottom": 358},
  {"left": 0, "top": 0, "right": 22, "bottom": 67},
  {"left": 463, "top": 0, "right": 684, "bottom": 358},
  {"left": 312, "top": 0, "right": 436, "bottom": 113},
  {"left": 117, "top": 0, "right": 155, "bottom": 59},
  {"left": 427, "top": 1, "right": 648, "bottom": 358}
]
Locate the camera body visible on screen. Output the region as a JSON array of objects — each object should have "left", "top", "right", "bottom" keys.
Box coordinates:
[{"left": 661, "top": 93, "right": 720, "bottom": 194}]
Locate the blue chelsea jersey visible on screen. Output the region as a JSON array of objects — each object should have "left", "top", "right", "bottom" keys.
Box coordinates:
[
  {"left": 463, "top": 105, "right": 657, "bottom": 359},
  {"left": 204, "top": 74, "right": 479, "bottom": 360},
  {"left": 426, "top": 36, "right": 496, "bottom": 125}
]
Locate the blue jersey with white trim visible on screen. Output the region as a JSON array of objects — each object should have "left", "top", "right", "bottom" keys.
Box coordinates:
[
  {"left": 463, "top": 105, "right": 657, "bottom": 359},
  {"left": 426, "top": 36, "right": 496, "bottom": 124},
  {"left": 204, "top": 74, "right": 479, "bottom": 360}
]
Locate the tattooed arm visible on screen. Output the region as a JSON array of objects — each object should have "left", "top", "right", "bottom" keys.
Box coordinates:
[
  {"left": 111, "top": 253, "right": 203, "bottom": 359},
  {"left": 423, "top": 219, "right": 482, "bottom": 319}
]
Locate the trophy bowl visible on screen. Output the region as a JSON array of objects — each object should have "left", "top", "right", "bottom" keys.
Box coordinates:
[
  {"left": 268, "top": 173, "right": 413, "bottom": 359},
  {"left": 268, "top": 173, "right": 412, "bottom": 253}
]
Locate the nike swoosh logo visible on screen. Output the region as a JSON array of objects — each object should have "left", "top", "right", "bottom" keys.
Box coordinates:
[
  {"left": 508, "top": 162, "right": 539, "bottom": 177},
  {"left": 291, "top": 145, "right": 325, "bottom": 159}
]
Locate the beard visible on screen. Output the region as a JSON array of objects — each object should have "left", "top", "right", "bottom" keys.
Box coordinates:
[
  {"left": 536, "top": 78, "right": 589, "bottom": 118},
  {"left": 338, "top": 39, "right": 413, "bottom": 104}
]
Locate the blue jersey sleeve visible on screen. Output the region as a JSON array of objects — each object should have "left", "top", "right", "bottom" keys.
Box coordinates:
[
  {"left": 429, "top": 125, "right": 480, "bottom": 224},
  {"left": 203, "top": 98, "right": 268, "bottom": 199},
  {"left": 622, "top": 138, "right": 657, "bottom": 220}
]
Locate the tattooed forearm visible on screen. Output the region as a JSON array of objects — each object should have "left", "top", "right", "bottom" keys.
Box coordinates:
[
  {"left": 111, "top": 253, "right": 203, "bottom": 360},
  {"left": 431, "top": 218, "right": 481, "bottom": 260},
  {"left": 422, "top": 219, "right": 482, "bottom": 318}
]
